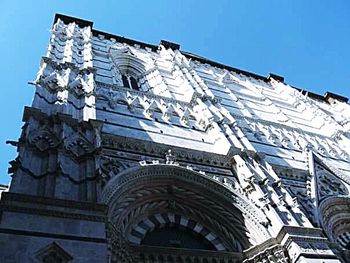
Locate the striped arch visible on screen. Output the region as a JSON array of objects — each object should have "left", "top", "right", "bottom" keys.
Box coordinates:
[
  {"left": 337, "top": 232, "right": 350, "bottom": 249},
  {"left": 128, "top": 213, "right": 226, "bottom": 251},
  {"left": 102, "top": 164, "right": 271, "bottom": 253},
  {"left": 319, "top": 196, "right": 350, "bottom": 249}
]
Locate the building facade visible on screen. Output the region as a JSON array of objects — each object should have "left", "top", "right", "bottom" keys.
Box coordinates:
[{"left": 1, "top": 14, "right": 350, "bottom": 262}]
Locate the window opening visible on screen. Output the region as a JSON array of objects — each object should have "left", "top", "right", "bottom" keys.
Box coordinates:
[{"left": 121, "top": 74, "right": 140, "bottom": 91}]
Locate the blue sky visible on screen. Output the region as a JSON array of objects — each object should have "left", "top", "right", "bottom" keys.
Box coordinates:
[{"left": 0, "top": 1, "right": 350, "bottom": 184}]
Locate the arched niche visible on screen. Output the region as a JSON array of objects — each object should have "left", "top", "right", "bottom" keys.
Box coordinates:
[{"left": 101, "top": 164, "right": 271, "bottom": 253}]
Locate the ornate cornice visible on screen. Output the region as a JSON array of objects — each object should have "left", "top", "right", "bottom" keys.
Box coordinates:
[
  {"left": 101, "top": 133, "right": 235, "bottom": 168},
  {"left": 234, "top": 112, "right": 336, "bottom": 141},
  {"left": 41, "top": 56, "right": 95, "bottom": 74},
  {"left": 95, "top": 81, "right": 194, "bottom": 108},
  {"left": 22, "top": 106, "right": 103, "bottom": 129}
]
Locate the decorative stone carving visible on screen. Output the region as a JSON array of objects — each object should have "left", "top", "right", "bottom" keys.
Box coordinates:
[
  {"left": 99, "top": 156, "right": 127, "bottom": 186},
  {"left": 36, "top": 57, "right": 95, "bottom": 97},
  {"left": 68, "top": 73, "right": 92, "bottom": 97},
  {"left": 64, "top": 131, "right": 95, "bottom": 157},
  {"left": 315, "top": 162, "right": 348, "bottom": 201},
  {"left": 107, "top": 223, "right": 135, "bottom": 263},
  {"left": 243, "top": 245, "right": 289, "bottom": 263},
  {"left": 27, "top": 125, "right": 60, "bottom": 152}
]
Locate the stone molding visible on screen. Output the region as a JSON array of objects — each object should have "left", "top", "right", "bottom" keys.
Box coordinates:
[
  {"left": 102, "top": 133, "right": 234, "bottom": 167},
  {"left": 0, "top": 192, "right": 107, "bottom": 222}
]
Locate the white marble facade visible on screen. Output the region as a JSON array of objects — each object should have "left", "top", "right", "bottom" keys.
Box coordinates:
[{"left": 1, "top": 14, "right": 350, "bottom": 263}]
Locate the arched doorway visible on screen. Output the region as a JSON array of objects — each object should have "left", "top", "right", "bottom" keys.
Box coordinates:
[{"left": 102, "top": 164, "right": 270, "bottom": 262}]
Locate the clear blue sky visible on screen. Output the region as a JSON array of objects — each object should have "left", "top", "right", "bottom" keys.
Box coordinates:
[{"left": 1, "top": 1, "right": 350, "bottom": 184}]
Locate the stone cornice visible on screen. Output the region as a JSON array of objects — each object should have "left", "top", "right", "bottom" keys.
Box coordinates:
[
  {"left": 1, "top": 192, "right": 106, "bottom": 211},
  {"left": 0, "top": 192, "right": 107, "bottom": 222},
  {"left": 54, "top": 13, "right": 93, "bottom": 28},
  {"left": 233, "top": 112, "right": 334, "bottom": 141},
  {"left": 95, "top": 81, "right": 196, "bottom": 108},
  {"left": 40, "top": 56, "right": 96, "bottom": 73},
  {"left": 0, "top": 228, "right": 106, "bottom": 243},
  {"left": 22, "top": 106, "right": 103, "bottom": 130},
  {"left": 16, "top": 159, "right": 100, "bottom": 184},
  {"left": 0, "top": 205, "right": 106, "bottom": 222},
  {"left": 34, "top": 91, "right": 95, "bottom": 109},
  {"left": 101, "top": 133, "right": 236, "bottom": 168}
]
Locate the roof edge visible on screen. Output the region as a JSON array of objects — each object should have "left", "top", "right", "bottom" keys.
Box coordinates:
[
  {"left": 92, "top": 29, "right": 159, "bottom": 52},
  {"left": 52, "top": 13, "right": 349, "bottom": 104},
  {"left": 181, "top": 51, "right": 269, "bottom": 82},
  {"left": 54, "top": 13, "right": 93, "bottom": 28},
  {"left": 294, "top": 87, "right": 348, "bottom": 103},
  {"left": 324, "top": 92, "right": 348, "bottom": 103}
]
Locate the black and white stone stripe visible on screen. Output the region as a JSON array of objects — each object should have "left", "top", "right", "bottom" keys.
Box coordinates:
[
  {"left": 337, "top": 232, "right": 350, "bottom": 249},
  {"left": 127, "top": 213, "right": 226, "bottom": 251}
]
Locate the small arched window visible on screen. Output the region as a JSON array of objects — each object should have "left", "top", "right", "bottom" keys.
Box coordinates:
[
  {"left": 121, "top": 74, "right": 140, "bottom": 91},
  {"left": 110, "top": 46, "right": 150, "bottom": 91}
]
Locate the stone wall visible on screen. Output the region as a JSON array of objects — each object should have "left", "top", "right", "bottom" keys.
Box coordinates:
[{"left": 1, "top": 13, "right": 349, "bottom": 263}]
